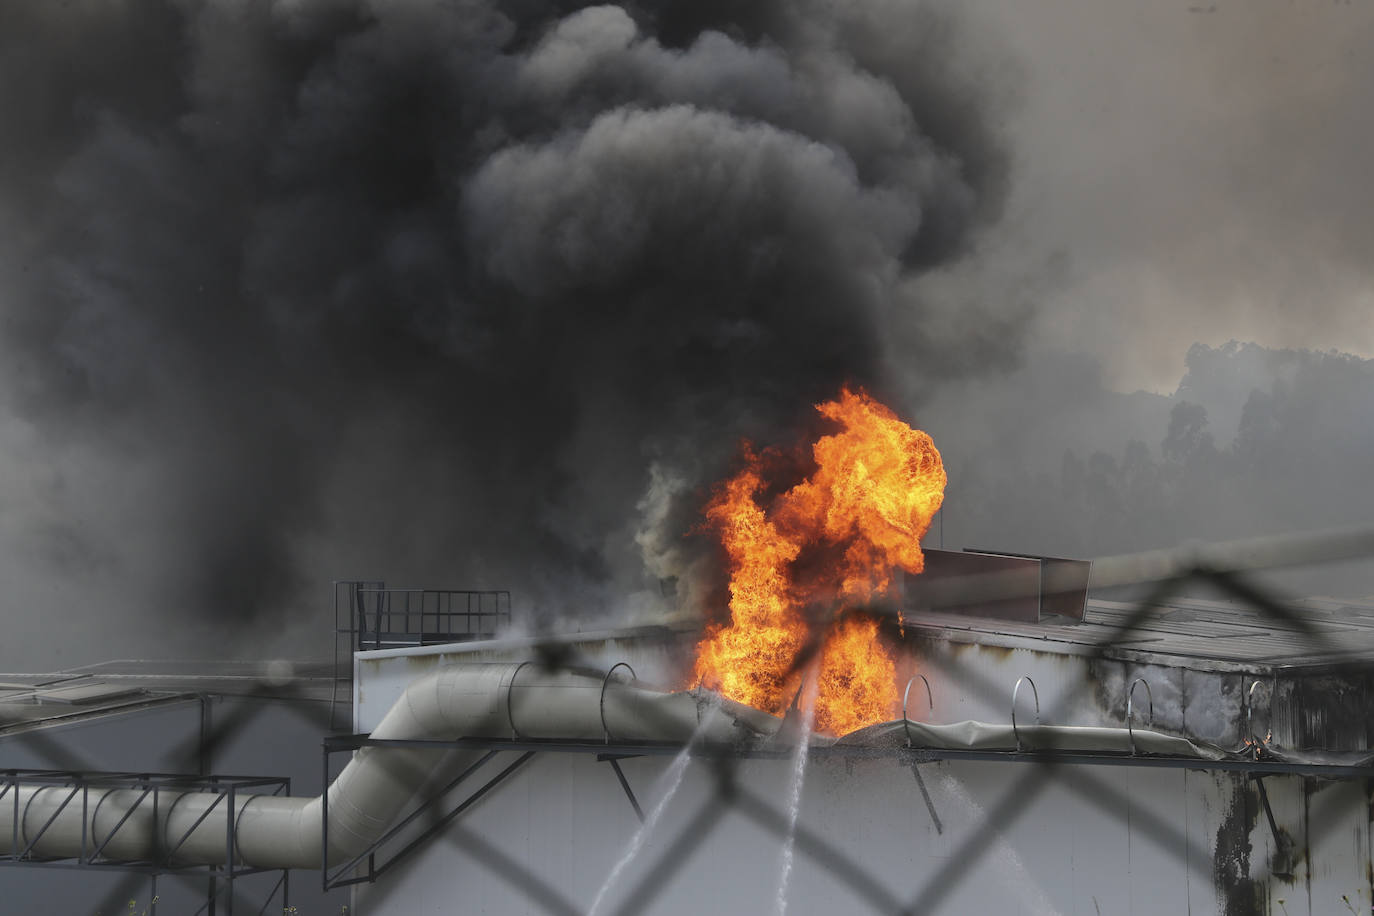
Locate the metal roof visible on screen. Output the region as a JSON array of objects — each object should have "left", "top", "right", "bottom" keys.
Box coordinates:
[
  {"left": 903, "top": 594, "right": 1374, "bottom": 673},
  {"left": 0, "top": 659, "right": 337, "bottom": 737},
  {"left": 354, "top": 595, "right": 1374, "bottom": 676}
]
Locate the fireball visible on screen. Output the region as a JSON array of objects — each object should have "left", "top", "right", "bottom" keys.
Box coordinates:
[{"left": 691, "top": 387, "right": 946, "bottom": 735}]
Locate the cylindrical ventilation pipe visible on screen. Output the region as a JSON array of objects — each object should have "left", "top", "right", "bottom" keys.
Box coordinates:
[{"left": 0, "top": 663, "right": 775, "bottom": 870}]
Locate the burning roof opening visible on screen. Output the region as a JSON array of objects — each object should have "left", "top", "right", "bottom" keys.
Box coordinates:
[{"left": 691, "top": 387, "right": 945, "bottom": 735}]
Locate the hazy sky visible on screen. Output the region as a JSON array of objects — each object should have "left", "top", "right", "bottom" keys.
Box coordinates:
[{"left": 970, "top": 0, "right": 1374, "bottom": 391}]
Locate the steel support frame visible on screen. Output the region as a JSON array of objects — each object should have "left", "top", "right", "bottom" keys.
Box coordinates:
[
  {"left": 1251, "top": 773, "right": 1296, "bottom": 877},
  {"left": 316, "top": 738, "right": 653, "bottom": 892},
  {"left": 320, "top": 738, "right": 536, "bottom": 892},
  {"left": 0, "top": 769, "right": 292, "bottom": 916},
  {"left": 600, "top": 755, "right": 646, "bottom": 823}
]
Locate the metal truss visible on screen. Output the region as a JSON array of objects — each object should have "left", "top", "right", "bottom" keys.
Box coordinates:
[{"left": 0, "top": 769, "right": 292, "bottom": 916}]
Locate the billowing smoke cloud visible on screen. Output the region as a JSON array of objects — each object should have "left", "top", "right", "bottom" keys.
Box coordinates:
[{"left": 0, "top": 0, "right": 1020, "bottom": 665}]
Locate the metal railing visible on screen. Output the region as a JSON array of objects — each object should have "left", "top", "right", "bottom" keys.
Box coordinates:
[
  {"left": 334, "top": 581, "right": 511, "bottom": 653},
  {"left": 331, "top": 581, "right": 513, "bottom": 728}
]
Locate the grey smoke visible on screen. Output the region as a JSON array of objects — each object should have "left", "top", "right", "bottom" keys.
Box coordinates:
[
  {"left": 0, "top": 0, "right": 1020, "bottom": 665},
  {"left": 969, "top": 0, "right": 1374, "bottom": 391},
  {"left": 926, "top": 342, "right": 1374, "bottom": 599}
]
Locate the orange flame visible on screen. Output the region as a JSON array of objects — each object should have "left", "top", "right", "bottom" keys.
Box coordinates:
[{"left": 691, "top": 387, "right": 946, "bottom": 735}]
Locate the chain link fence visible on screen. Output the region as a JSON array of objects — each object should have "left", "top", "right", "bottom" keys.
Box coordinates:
[{"left": 3, "top": 527, "right": 1373, "bottom": 914}]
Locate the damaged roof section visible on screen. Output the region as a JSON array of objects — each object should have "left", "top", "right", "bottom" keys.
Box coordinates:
[{"left": 903, "top": 594, "right": 1374, "bottom": 674}]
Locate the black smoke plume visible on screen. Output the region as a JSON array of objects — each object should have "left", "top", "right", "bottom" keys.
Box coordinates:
[{"left": 0, "top": 0, "right": 1018, "bottom": 663}]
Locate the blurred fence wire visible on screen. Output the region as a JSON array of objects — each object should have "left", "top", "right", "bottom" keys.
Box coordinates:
[{"left": 2, "top": 526, "right": 1373, "bottom": 914}]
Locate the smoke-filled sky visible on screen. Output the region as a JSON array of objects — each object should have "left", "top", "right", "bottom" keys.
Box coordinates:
[
  {"left": 977, "top": 0, "right": 1374, "bottom": 390},
  {"left": 2, "top": 0, "right": 1371, "bottom": 669}
]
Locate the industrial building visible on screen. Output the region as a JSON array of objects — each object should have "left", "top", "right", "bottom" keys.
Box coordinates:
[{"left": 2, "top": 567, "right": 1372, "bottom": 915}]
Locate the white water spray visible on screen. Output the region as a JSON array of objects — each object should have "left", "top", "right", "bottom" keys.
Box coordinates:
[
  {"left": 773, "top": 673, "right": 818, "bottom": 916},
  {"left": 937, "top": 774, "right": 1063, "bottom": 916},
  {"left": 586, "top": 700, "right": 720, "bottom": 916}
]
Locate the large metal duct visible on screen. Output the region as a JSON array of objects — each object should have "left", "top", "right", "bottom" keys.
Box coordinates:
[{"left": 0, "top": 663, "right": 774, "bottom": 870}]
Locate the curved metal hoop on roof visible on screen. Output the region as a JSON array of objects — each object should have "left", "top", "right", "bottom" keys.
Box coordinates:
[
  {"left": 505, "top": 660, "right": 532, "bottom": 740},
  {"left": 1011, "top": 676, "right": 1040, "bottom": 752},
  {"left": 902, "top": 674, "right": 934, "bottom": 749},
  {"left": 1126, "top": 677, "right": 1154, "bottom": 756},
  {"left": 1244, "top": 678, "right": 1274, "bottom": 752},
  {"left": 600, "top": 662, "right": 637, "bottom": 744}
]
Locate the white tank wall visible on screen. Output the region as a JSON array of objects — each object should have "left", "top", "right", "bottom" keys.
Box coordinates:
[
  {"left": 347, "top": 745, "right": 1371, "bottom": 915},
  {"left": 350, "top": 643, "right": 1373, "bottom": 915}
]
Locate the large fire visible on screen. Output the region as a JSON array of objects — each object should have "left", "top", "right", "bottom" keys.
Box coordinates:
[{"left": 691, "top": 387, "right": 946, "bottom": 735}]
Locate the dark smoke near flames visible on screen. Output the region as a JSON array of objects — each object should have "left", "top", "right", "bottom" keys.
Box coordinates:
[{"left": 0, "top": 0, "right": 1020, "bottom": 662}]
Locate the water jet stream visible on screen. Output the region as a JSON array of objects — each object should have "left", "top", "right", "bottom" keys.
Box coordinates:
[
  {"left": 774, "top": 673, "right": 818, "bottom": 916},
  {"left": 586, "top": 700, "right": 720, "bottom": 916},
  {"left": 937, "top": 774, "right": 1063, "bottom": 916}
]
